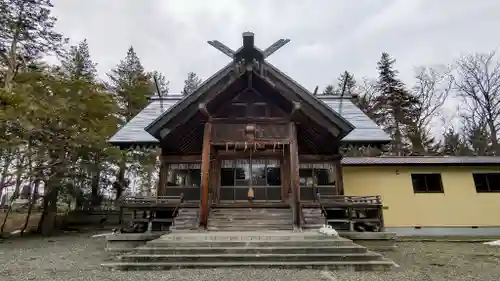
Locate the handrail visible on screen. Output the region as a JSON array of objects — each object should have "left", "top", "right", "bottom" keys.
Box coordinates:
[
  {"left": 317, "top": 195, "right": 382, "bottom": 205},
  {"left": 171, "top": 193, "right": 185, "bottom": 218},
  {"left": 119, "top": 195, "right": 183, "bottom": 206},
  {"left": 314, "top": 192, "right": 328, "bottom": 225}
]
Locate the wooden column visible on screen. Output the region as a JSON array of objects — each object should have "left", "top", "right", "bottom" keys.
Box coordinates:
[
  {"left": 200, "top": 122, "right": 212, "bottom": 228},
  {"left": 289, "top": 123, "right": 301, "bottom": 228},
  {"left": 157, "top": 156, "right": 169, "bottom": 196},
  {"left": 334, "top": 155, "right": 344, "bottom": 195}
]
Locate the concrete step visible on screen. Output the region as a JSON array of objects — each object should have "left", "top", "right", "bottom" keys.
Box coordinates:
[
  {"left": 119, "top": 252, "right": 383, "bottom": 263},
  {"left": 102, "top": 260, "right": 397, "bottom": 271},
  {"left": 133, "top": 245, "right": 368, "bottom": 255},
  {"left": 207, "top": 226, "right": 293, "bottom": 231},
  {"left": 208, "top": 220, "right": 292, "bottom": 226},
  {"left": 146, "top": 239, "right": 354, "bottom": 248}
]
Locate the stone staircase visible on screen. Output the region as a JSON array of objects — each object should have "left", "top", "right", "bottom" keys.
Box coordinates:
[
  {"left": 169, "top": 208, "right": 199, "bottom": 232},
  {"left": 207, "top": 208, "right": 293, "bottom": 231},
  {"left": 302, "top": 208, "right": 326, "bottom": 230},
  {"left": 102, "top": 231, "right": 398, "bottom": 270}
]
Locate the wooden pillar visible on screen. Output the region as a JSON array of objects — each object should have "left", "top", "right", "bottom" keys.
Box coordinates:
[
  {"left": 157, "top": 156, "right": 169, "bottom": 196},
  {"left": 200, "top": 122, "right": 212, "bottom": 228},
  {"left": 289, "top": 123, "right": 301, "bottom": 228},
  {"left": 335, "top": 155, "right": 344, "bottom": 195},
  {"left": 280, "top": 156, "right": 287, "bottom": 201}
]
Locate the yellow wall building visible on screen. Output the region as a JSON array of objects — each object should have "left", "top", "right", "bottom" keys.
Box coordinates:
[{"left": 342, "top": 156, "right": 500, "bottom": 236}]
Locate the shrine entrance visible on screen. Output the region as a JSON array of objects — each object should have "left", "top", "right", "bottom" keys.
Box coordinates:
[{"left": 218, "top": 156, "right": 283, "bottom": 203}]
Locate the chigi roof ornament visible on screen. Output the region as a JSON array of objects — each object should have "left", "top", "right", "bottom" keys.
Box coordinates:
[{"left": 207, "top": 32, "right": 290, "bottom": 75}]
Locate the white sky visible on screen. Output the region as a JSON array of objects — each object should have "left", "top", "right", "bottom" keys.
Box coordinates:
[{"left": 50, "top": 0, "right": 500, "bottom": 92}]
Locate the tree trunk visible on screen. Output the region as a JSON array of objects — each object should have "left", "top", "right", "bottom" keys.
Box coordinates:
[
  {"left": 39, "top": 182, "right": 58, "bottom": 236},
  {"left": 21, "top": 179, "right": 39, "bottom": 236},
  {"left": 90, "top": 152, "right": 101, "bottom": 206}
]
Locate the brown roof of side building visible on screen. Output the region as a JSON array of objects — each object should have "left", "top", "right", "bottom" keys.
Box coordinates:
[{"left": 341, "top": 156, "right": 500, "bottom": 167}]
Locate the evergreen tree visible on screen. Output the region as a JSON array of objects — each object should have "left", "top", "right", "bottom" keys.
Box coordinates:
[
  {"left": 108, "top": 46, "right": 151, "bottom": 120},
  {"left": 107, "top": 46, "right": 151, "bottom": 200},
  {"left": 322, "top": 85, "right": 335, "bottom": 95},
  {"left": 150, "top": 70, "right": 169, "bottom": 96},
  {"left": 337, "top": 71, "right": 356, "bottom": 96},
  {"left": 182, "top": 72, "right": 202, "bottom": 96},
  {"left": 0, "top": 0, "right": 66, "bottom": 91},
  {"left": 442, "top": 128, "right": 470, "bottom": 156},
  {"left": 60, "top": 39, "right": 96, "bottom": 81},
  {"left": 374, "top": 53, "right": 421, "bottom": 154}
]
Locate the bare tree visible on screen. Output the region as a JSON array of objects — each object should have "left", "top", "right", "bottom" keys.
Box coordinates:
[
  {"left": 407, "top": 66, "right": 453, "bottom": 154},
  {"left": 454, "top": 51, "right": 500, "bottom": 155}
]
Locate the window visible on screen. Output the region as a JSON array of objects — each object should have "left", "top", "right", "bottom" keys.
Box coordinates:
[
  {"left": 473, "top": 173, "right": 500, "bottom": 192},
  {"left": 299, "top": 163, "right": 336, "bottom": 187},
  {"left": 411, "top": 174, "right": 443, "bottom": 193},
  {"left": 220, "top": 159, "right": 281, "bottom": 187},
  {"left": 168, "top": 163, "right": 201, "bottom": 187}
]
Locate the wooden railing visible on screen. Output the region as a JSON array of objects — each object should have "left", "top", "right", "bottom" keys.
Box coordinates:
[
  {"left": 317, "top": 195, "right": 382, "bottom": 206},
  {"left": 316, "top": 194, "right": 384, "bottom": 232},
  {"left": 119, "top": 195, "right": 183, "bottom": 208}
]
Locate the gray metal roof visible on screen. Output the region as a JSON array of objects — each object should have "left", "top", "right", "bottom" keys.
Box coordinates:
[
  {"left": 109, "top": 97, "right": 181, "bottom": 145},
  {"left": 341, "top": 156, "right": 500, "bottom": 166},
  {"left": 109, "top": 95, "right": 389, "bottom": 145},
  {"left": 318, "top": 96, "right": 390, "bottom": 143}
]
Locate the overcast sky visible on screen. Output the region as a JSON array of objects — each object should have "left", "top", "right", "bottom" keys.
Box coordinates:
[{"left": 51, "top": 0, "right": 500, "bottom": 93}]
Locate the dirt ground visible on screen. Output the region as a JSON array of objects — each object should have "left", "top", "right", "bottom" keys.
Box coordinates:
[
  {"left": 0, "top": 211, "right": 41, "bottom": 234},
  {"left": 0, "top": 232, "right": 500, "bottom": 281}
]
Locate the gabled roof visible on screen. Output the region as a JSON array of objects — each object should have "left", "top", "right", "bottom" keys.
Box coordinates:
[
  {"left": 108, "top": 96, "right": 389, "bottom": 147},
  {"left": 144, "top": 63, "right": 234, "bottom": 137},
  {"left": 318, "top": 96, "right": 390, "bottom": 143},
  {"left": 145, "top": 63, "right": 356, "bottom": 140},
  {"left": 108, "top": 97, "right": 181, "bottom": 146}
]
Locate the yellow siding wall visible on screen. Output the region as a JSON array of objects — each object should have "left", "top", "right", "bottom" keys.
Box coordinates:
[{"left": 343, "top": 166, "right": 500, "bottom": 227}]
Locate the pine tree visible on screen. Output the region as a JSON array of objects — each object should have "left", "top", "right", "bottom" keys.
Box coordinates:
[
  {"left": 374, "top": 53, "right": 421, "bottom": 155},
  {"left": 182, "top": 72, "right": 202, "bottom": 96},
  {"left": 337, "top": 71, "right": 356, "bottom": 96},
  {"left": 322, "top": 85, "right": 335, "bottom": 95},
  {"left": 107, "top": 46, "right": 151, "bottom": 200},
  {"left": 442, "top": 128, "right": 470, "bottom": 156},
  {"left": 108, "top": 46, "right": 151, "bottom": 120},
  {"left": 0, "top": 0, "right": 66, "bottom": 91},
  {"left": 60, "top": 40, "right": 96, "bottom": 81}
]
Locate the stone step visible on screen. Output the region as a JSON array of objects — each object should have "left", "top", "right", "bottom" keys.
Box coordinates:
[
  {"left": 146, "top": 239, "right": 353, "bottom": 248},
  {"left": 133, "top": 245, "right": 368, "bottom": 255},
  {"left": 211, "top": 210, "right": 291, "bottom": 214},
  {"left": 207, "top": 226, "right": 293, "bottom": 231},
  {"left": 102, "top": 260, "right": 397, "bottom": 271},
  {"left": 146, "top": 236, "right": 356, "bottom": 248},
  {"left": 208, "top": 220, "right": 292, "bottom": 226},
  {"left": 119, "top": 252, "right": 383, "bottom": 263}
]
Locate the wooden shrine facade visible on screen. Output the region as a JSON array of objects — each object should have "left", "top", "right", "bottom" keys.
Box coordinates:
[
  {"left": 110, "top": 32, "right": 391, "bottom": 229},
  {"left": 146, "top": 32, "right": 359, "bottom": 227}
]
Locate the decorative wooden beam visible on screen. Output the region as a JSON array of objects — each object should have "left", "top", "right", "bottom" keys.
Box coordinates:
[
  {"left": 289, "top": 101, "right": 301, "bottom": 119},
  {"left": 198, "top": 103, "right": 211, "bottom": 119},
  {"left": 199, "top": 122, "right": 212, "bottom": 228},
  {"left": 263, "top": 38, "right": 290, "bottom": 58},
  {"left": 207, "top": 40, "right": 235, "bottom": 58},
  {"left": 160, "top": 128, "right": 171, "bottom": 139}
]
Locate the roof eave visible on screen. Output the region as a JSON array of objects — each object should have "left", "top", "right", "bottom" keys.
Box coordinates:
[
  {"left": 145, "top": 63, "right": 234, "bottom": 136},
  {"left": 263, "top": 62, "right": 355, "bottom": 135}
]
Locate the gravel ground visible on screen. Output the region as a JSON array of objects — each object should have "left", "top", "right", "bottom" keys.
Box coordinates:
[{"left": 1, "top": 233, "right": 500, "bottom": 281}]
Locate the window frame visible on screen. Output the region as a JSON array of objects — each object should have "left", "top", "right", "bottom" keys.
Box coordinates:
[
  {"left": 411, "top": 173, "right": 444, "bottom": 193},
  {"left": 473, "top": 173, "right": 500, "bottom": 193}
]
